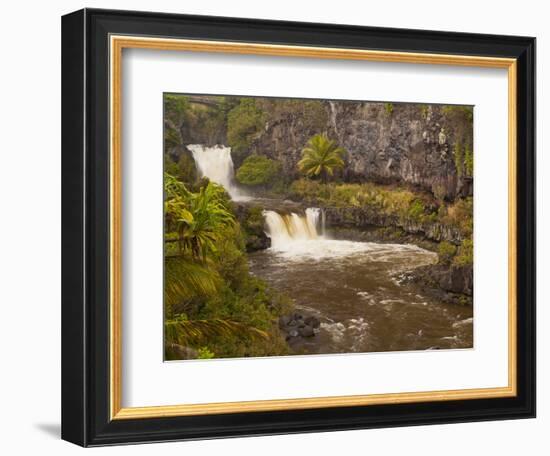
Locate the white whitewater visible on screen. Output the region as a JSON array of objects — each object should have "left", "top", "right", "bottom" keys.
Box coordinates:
[
  {"left": 263, "top": 208, "right": 435, "bottom": 262},
  {"left": 263, "top": 208, "right": 323, "bottom": 247},
  {"left": 187, "top": 144, "right": 249, "bottom": 201}
]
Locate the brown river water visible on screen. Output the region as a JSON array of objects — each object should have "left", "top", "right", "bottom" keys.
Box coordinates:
[
  {"left": 187, "top": 145, "right": 473, "bottom": 356},
  {"left": 249, "top": 210, "right": 473, "bottom": 355}
]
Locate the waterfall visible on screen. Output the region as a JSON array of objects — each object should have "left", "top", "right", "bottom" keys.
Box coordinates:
[
  {"left": 306, "top": 207, "right": 325, "bottom": 237},
  {"left": 187, "top": 144, "right": 248, "bottom": 200},
  {"left": 328, "top": 101, "right": 339, "bottom": 140},
  {"left": 264, "top": 208, "right": 325, "bottom": 249}
]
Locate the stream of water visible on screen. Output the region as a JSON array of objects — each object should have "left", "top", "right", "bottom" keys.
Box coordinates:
[{"left": 189, "top": 144, "right": 473, "bottom": 354}]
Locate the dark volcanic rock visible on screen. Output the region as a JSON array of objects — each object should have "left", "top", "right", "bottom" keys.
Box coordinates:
[
  {"left": 287, "top": 329, "right": 299, "bottom": 339},
  {"left": 406, "top": 263, "right": 473, "bottom": 305},
  {"left": 251, "top": 102, "right": 472, "bottom": 200},
  {"left": 324, "top": 206, "right": 464, "bottom": 244},
  {"left": 233, "top": 203, "right": 271, "bottom": 252},
  {"left": 245, "top": 232, "right": 271, "bottom": 251},
  {"left": 304, "top": 316, "right": 321, "bottom": 329},
  {"left": 298, "top": 325, "right": 315, "bottom": 337},
  {"left": 279, "top": 313, "right": 320, "bottom": 342}
]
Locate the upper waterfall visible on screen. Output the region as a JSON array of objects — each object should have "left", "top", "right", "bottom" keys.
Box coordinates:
[{"left": 187, "top": 144, "right": 248, "bottom": 201}]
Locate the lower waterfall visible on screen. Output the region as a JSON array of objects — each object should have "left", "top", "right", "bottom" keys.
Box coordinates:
[{"left": 263, "top": 208, "right": 325, "bottom": 249}]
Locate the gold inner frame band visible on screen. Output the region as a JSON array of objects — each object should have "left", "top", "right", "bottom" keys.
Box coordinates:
[{"left": 109, "top": 35, "right": 517, "bottom": 420}]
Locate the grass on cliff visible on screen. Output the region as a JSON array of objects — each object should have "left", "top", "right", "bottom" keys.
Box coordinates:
[{"left": 289, "top": 179, "right": 473, "bottom": 239}]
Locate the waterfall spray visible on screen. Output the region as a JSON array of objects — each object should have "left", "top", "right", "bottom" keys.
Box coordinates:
[
  {"left": 187, "top": 144, "right": 248, "bottom": 200},
  {"left": 264, "top": 208, "right": 325, "bottom": 249}
]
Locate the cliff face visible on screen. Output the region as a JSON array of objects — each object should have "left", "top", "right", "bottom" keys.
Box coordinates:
[
  {"left": 323, "top": 206, "right": 465, "bottom": 244},
  {"left": 251, "top": 102, "right": 473, "bottom": 200}
]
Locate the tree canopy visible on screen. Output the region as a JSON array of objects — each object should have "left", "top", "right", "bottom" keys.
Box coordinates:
[{"left": 236, "top": 155, "right": 281, "bottom": 187}]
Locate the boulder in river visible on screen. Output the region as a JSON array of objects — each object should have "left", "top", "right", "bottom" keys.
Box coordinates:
[
  {"left": 279, "top": 313, "right": 320, "bottom": 341},
  {"left": 298, "top": 325, "right": 315, "bottom": 337},
  {"left": 304, "top": 315, "right": 321, "bottom": 329}
]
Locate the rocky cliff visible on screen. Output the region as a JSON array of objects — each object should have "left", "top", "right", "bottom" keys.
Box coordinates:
[
  {"left": 251, "top": 101, "right": 473, "bottom": 200},
  {"left": 323, "top": 206, "right": 465, "bottom": 244}
]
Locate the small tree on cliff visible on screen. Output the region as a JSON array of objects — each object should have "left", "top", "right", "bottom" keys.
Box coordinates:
[
  {"left": 298, "top": 134, "right": 345, "bottom": 183},
  {"left": 236, "top": 155, "right": 281, "bottom": 190}
]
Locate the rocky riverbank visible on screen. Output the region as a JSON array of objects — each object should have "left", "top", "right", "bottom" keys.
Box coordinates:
[
  {"left": 400, "top": 264, "right": 473, "bottom": 306},
  {"left": 323, "top": 206, "right": 465, "bottom": 244},
  {"left": 325, "top": 211, "right": 473, "bottom": 303},
  {"left": 236, "top": 197, "right": 473, "bottom": 304}
]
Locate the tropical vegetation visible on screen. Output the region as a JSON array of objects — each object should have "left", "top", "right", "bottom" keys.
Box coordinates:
[
  {"left": 163, "top": 173, "right": 290, "bottom": 360},
  {"left": 162, "top": 93, "right": 475, "bottom": 359},
  {"left": 298, "top": 134, "right": 346, "bottom": 182},
  {"left": 236, "top": 155, "right": 281, "bottom": 188}
]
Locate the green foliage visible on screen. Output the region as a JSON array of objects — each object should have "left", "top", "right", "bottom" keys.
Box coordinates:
[
  {"left": 236, "top": 155, "right": 281, "bottom": 187},
  {"left": 177, "top": 152, "right": 198, "bottom": 184},
  {"left": 298, "top": 134, "right": 346, "bottom": 182},
  {"left": 164, "top": 257, "right": 220, "bottom": 313},
  {"left": 243, "top": 205, "right": 266, "bottom": 232},
  {"left": 441, "top": 105, "right": 474, "bottom": 165},
  {"left": 240, "top": 205, "right": 265, "bottom": 242},
  {"left": 165, "top": 316, "right": 268, "bottom": 347},
  {"left": 442, "top": 105, "right": 473, "bottom": 123},
  {"left": 163, "top": 95, "right": 189, "bottom": 150},
  {"left": 164, "top": 94, "right": 232, "bottom": 150},
  {"left": 197, "top": 347, "right": 215, "bottom": 359},
  {"left": 164, "top": 153, "right": 198, "bottom": 185},
  {"left": 384, "top": 102, "right": 394, "bottom": 116},
  {"left": 432, "top": 182, "right": 447, "bottom": 202},
  {"left": 164, "top": 155, "right": 179, "bottom": 176},
  {"left": 290, "top": 179, "right": 416, "bottom": 215},
  {"left": 290, "top": 179, "right": 472, "bottom": 239},
  {"left": 453, "top": 239, "right": 473, "bottom": 266},
  {"left": 164, "top": 127, "right": 182, "bottom": 150},
  {"left": 439, "top": 197, "right": 473, "bottom": 238},
  {"left": 164, "top": 94, "right": 190, "bottom": 123},
  {"left": 438, "top": 241, "right": 457, "bottom": 265},
  {"left": 464, "top": 144, "right": 473, "bottom": 176},
  {"left": 256, "top": 99, "right": 328, "bottom": 131},
  {"left": 453, "top": 141, "right": 474, "bottom": 178},
  {"left": 408, "top": 199, "right": 426, "bottom": 221},
  {"left": 227, "top": 98, "right": 265, "bottom": 155},
  {"left": 164, "top": 173, "right": 235, "bottom": 261},
  {"left": 164, "top": 172, "right": 290, "bottom": 359}
]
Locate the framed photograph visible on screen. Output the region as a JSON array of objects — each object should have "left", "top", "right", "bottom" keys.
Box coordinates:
[{"left": 61, "top": 8, "right": 535, "bottom": 446}]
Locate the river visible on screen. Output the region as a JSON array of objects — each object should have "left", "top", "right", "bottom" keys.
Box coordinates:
[
  {"left": 189, "top": 144, "right": 473, "bottom": 355},
  {"left": 249, "top": 210, "right": 473, "bottom": 355}
]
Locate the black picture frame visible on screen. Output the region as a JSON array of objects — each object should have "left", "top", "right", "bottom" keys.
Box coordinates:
[{"left": 62, "top": 8, "right": 536, "bottom": 447}]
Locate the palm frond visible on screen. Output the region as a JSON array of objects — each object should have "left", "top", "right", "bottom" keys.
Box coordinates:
[
  {"left": 165, "top": 318, "right": 269, "bottom": 347},
  {"left": 164, "top": 257, "right": 221, "bottom": 307},
  {"left": 164, "top": 172, "right": 236, "bottom": 260},
  {"left": 298, "top": 134, "right": 346, "bottom": 181}
]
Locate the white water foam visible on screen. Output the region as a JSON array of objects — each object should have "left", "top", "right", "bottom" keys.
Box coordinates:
[
  {"left": 263, "top": 208, "right": 437, "bottom": 262},
  {"left": 187, "top": 144, "right": 249, "bottom": 201}
]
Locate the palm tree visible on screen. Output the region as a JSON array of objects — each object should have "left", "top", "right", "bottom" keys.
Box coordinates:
[
  {"left": 164, "top": 173, "right": 234, "bottom": 309},
  {"left": 164, "top": 173, "right": 235, "bottom": 261},
  {"left": 298, "top": 134, "right": 345, "bottom": 183},
  {"left": 165, "top": 317, "right": 268, "bottom": 348},
  {"left": 163, "top": 173, "right": 267, "bottom": 358},
  {"left": 164, "top": 256, "right": 220, "bottom": 310}
]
